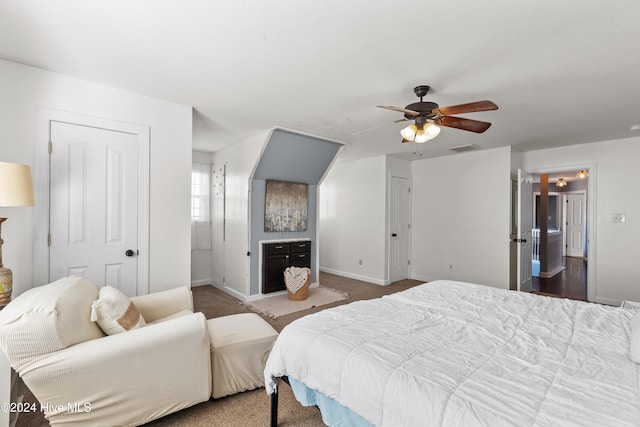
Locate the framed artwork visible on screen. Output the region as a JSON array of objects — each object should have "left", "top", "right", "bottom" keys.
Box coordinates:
[{"left": 265, "top": 180, "right": 308, "bottom": 232}]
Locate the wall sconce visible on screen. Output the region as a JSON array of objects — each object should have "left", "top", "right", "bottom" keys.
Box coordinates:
[{"left": 0, "top": 162, "right": 35, "bottom": 307}]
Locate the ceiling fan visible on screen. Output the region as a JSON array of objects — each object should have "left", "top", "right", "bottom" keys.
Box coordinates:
[{"left": 378, "top": 85, "right": 498, "bottom": 143}]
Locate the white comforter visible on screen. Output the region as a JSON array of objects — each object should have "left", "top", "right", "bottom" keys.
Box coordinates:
[{"left": 265, "top": 280, "right": 640, "bottom": 426}]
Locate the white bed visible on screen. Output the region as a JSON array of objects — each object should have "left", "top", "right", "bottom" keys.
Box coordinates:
[{"left": 265, "top": 280, "right": 640, "bottom": 426}]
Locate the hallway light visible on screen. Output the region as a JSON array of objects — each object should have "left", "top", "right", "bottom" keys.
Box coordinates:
[
  {"left": 555, "top": 178, "right": 567, "bottom": 187},
  {"left": 576, "top": 170, "right": 588, "bottom": 179}
]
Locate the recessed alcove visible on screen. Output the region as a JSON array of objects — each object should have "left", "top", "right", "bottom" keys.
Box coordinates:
[{"left": 211, "top": 127, "right": 342, "bottom": 298}]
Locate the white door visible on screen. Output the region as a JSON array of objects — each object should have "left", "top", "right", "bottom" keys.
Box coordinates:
[
  {"left": 517, "top": 169, "right": 533, "bottom": 292},
  {"left": 49, "top": 121, "right": 139, "bottom": 296},
  {"left": 565, "top": 192, "right": 586, "bottom": 258},
  {"left": 389, "top": 176, "right": 411, "bottom": 283}
]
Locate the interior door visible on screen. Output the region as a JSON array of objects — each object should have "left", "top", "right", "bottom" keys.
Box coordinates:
[
  {"left": 517, "top": 169, "right": 533, "bottom": 292},
  {"left": 389, "top": 176, "right": 411, "bottom": 283},
  {"left": 49, "top": 121, "right": 139, "bottom": 296},
  {"left": 566, "top": 192, "right": 586, "bottom": 258}
]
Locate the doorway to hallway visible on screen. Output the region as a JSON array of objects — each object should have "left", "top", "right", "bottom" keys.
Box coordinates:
[{"left": 529, "top": 169, "right": 589, "bottom": 300}]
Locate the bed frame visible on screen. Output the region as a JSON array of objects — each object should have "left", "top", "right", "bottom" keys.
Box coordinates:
[{"left": 269, "top": 376, "right": 288, "bottom": 427}]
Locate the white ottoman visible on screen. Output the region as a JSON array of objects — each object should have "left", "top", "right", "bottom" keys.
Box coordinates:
[{"left": 207, "top": 313, "right": 279, "bottom": 398}]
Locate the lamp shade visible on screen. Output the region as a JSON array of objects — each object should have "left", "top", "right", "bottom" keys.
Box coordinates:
[{"left": 0, "top": 162, "right": 35, "bottom": 207}]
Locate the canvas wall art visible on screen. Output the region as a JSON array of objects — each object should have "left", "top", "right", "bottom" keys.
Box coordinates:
[{"left": 265, "top": 180, "right": 308, "bottom": 232}]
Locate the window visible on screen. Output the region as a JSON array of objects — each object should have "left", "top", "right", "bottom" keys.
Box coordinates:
[{"left": 191, "top": 163, "right": 210, "bottom": 222}]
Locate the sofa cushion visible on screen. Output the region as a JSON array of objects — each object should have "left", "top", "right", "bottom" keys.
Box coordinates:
[
  {"left": 630, "top": 311, "right": 640, "bottom": 363},
  {"left": 91, "top": 286, "right": 146, "bottom": 335},
  {"left": 147, "top": 309, "right": 193, "bottom": 325},
  {"left": 0, "top": 276, "right": 105, "bottom": 371}
]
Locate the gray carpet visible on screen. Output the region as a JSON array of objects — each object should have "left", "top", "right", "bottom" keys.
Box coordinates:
[{"left": 16, "top": 272, "right": 424, "bottom": 427}]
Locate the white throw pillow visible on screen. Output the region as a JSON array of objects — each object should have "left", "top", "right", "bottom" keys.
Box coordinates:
[
  {"left": 90, "top": 286, "right": 146, "bottom": 335},
  {"left": 630, "top": 312, "right": 640, "bottom": 364},
  {"left": 0, "top": 276, "right": 104, "bottom": 371}
]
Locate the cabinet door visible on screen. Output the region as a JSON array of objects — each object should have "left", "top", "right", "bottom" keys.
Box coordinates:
[{"left": 263, "top": 253, "right": 288, "bottom": 293}]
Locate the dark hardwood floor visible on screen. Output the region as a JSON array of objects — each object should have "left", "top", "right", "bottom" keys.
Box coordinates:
[{"left": 532, "top": 256, "right": 587, "bottom": 301}]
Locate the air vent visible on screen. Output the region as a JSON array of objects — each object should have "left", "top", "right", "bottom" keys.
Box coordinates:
[{"left": 449, "top": 144, "right": 480, "bottom": 153}]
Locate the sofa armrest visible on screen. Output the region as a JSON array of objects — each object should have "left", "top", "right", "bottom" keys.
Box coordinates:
[
  {"left": 19, "top": 312, "right": 211, "bottom": 427},
  {"left": 130, "top": 286, "right": 194, "bottom": 322}
]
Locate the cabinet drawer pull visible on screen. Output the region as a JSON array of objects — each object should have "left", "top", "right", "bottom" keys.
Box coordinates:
[
  {"left": 274, "top": 246, "right": 284, "bottom": 249},
  {"left": 298, "top": 244, "right": 307, "bottom": 247},
  {"left": 297, "top": 254, "right": 306, "bottom": 258}
]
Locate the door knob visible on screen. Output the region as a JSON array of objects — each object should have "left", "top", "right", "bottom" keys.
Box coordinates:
[{"left": 125, "top": 249, "right": 136, "bottom": 257}]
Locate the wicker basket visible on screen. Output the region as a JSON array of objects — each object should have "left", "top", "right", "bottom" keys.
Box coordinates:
[{"left": 286, "top": 273, "right": 311, "bottom": 301}]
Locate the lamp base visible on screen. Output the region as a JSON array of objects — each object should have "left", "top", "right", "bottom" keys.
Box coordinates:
[
  {"left": 0, "top": 266, "right": 11, "bottom": 306},
  {"left": 0, "top": 217, "right": 12, "bottom": 306}
]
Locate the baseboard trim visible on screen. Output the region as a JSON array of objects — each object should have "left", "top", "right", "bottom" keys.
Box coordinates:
[
  {"left": 409, "top": 274, "right": 441, "bottom": 283},
  {"left": 211, "top": 283, "right": 250, "bottom": 302},
  {"left": 319, "top": 267, "right": 388, "bottom": 286},
  {"left": 590, "top": 296, "right": 621, "bottom": 306},
  {"left": 191, "top": 279, "right": 212, "bottom": 287},
  {"left": 539, "top": 266, "right": 565, "bottom": 279}
]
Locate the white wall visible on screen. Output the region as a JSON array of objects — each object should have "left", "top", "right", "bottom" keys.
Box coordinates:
[
  {"left": 523, "top": 137, "right": 640, "bottom": 303},
  {"left": 319, "top": 156, "right": 388, "bottom": 284},
  {"left": 0, "top": 59, "right": 192, "bottom": 295},
  {"left": 210, "top": 134, "right": 265, "bottom": 299},
  {"left": 411, "top": 146, "right": 512, "bottom": 289}
]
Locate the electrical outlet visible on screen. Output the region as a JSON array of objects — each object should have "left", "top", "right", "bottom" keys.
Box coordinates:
[
  {"left": 358, "top": 259, "right": 363, "bottom": 265},
  {"left": 448, "top": 264, "right": 453, "bottom": 271},
  {"left": 612, "top": 213, "right": 626, "bottom": 223}
]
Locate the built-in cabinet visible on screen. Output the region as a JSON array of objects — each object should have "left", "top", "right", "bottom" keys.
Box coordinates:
[{"left": 262, "top": 240, "right": 311, "bottom": 293}]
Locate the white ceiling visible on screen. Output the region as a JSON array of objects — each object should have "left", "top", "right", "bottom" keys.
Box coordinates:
[{"left": 2, "top": 0, "right": 640, "bottom": 162}]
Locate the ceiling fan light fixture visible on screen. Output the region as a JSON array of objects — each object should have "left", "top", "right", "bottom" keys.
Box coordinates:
[
  {"left": 380, "top": 86, "right": 498, "bottom": 145},
  {"left": 424, "top": 122, "right": 441, "bottom": 138},
  {"left": 400, "top": 124, "right": 418, "bottom": 140},
  {"left": 400, "top": 122, "right": 440, "bottom": 143},
  {"left": 414, "top": 129, "right": 429, "bottom": 143}
]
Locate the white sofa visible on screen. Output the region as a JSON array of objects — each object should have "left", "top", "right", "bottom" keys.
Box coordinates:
[{"left": 0, "top": 276, "right": 211, "bottom": 426}]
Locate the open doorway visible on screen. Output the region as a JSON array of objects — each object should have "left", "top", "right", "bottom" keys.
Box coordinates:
[{"left": 531, "top": 169, "right": 589, "bottom": 300}]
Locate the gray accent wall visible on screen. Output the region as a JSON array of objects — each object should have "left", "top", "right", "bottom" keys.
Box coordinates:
[{"left": 249, "top": 128, "right": 342, "bottom": 295}]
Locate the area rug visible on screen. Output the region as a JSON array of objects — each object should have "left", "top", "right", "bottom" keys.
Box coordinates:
[{"left": 242, "top": 286, "right": 349, "bottom": 319}]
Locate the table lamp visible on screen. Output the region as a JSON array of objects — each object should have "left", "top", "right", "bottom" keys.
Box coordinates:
[{"left": 0, "top": 162, "right": 35, "bottom": 307}]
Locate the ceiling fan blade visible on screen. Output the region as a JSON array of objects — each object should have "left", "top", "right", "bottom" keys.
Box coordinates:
[
  {"left": 435, "top": 116, "right": 492, "bottom": 133},
  {"left": 394, "top": 118, "right": 410, "bottom": 123},
  {"left": 377, "top": 105, "right": 420, "bottom": 116},
  {"left": 433, "top": 100, "right": 498, "bottom": 116}
]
